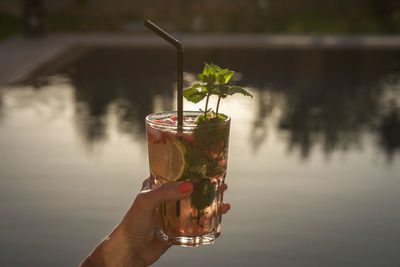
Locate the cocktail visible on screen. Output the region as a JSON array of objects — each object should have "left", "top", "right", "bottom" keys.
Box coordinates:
[
  {"left": 143, "top": 21, "right": 252, "bottom": 246},
  {"left": 146, "top": 111, "right": 230, "bottom": 246}
]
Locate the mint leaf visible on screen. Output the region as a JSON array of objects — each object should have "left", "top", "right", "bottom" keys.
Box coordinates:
[
  {"left": 198, "top": 64, "right": 216, "bottom": 85},
  {"left": 191, "top": 83, "right": 202, "bottom": 89},
  {"left": 226, "top": 85, "right": 253, "bottom": 97},
  {"left": 188, "top": 63, "right": 252, "bottom": 120},
  {"left": 202, "top": 75, "right": 216, "bottom": 89},
  {"left": 216, "top": 69, "right": 234, "bottom": 84},
  {"left": 205, "top": 159, "right": 224, "bottom": 177},
  {"left": 195, "top": 113, "right": 212, "bottom": 125},
  {"left": 215, "top": 84, "right": 230, "bottom": 97},
  {"left": 195, "top": 118, "right": 229, "bottom": 149},
  {"left": 185, "top": 147, "right": 208, "bottom": 165},
  {"left": 211, "top": 64, "right": 221, "bottom": 72},
  {"left": 216, "top": 84, "right": 253, "bottom": 99},
  {"left": 191, "top": 179, "right": 216, "bottom": 210},
  {"left": 202, "top": 63, "right": 215, "bottom": 75},
  {"left": 183, "top": 87, "right": 207, "bottom": 103}
]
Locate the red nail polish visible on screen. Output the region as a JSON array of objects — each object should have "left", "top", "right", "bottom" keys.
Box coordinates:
[
  {"left": 226, "top": 203, "right": 231, "bottom": 210},
  {"left": 179, "top": 182, "right": 193, "bottom": 194}
]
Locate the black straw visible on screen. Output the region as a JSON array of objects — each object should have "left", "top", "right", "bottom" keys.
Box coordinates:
[{"left": 144, "top": 19, "right": 184, "bottom": 127}]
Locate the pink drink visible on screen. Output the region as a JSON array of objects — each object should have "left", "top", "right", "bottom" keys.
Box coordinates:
[{"left": 146, "top": 111, "right": 230, "bottom": 246}]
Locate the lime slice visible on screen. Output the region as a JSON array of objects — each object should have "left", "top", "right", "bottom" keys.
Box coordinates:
[{"left": 149, "top": 134, "right": 186, "bottom": 182}]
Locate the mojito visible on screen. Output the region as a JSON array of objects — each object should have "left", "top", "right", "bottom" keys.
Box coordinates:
[{"left": 146, "top": 111, "right": 230, "bottom": 246}]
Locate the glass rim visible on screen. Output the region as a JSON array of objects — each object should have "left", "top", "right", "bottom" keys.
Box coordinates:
[{"left": 145, "top": 110, "right": 231, "bottom": 130}]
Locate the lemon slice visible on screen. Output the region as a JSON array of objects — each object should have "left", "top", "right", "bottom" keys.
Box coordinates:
[{"left": 149, "top": 134, "right": 186, "bottom": 182}]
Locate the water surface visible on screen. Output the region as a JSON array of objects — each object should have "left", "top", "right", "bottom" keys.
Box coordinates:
[{"left": 0, "top": 47, "right": 399, "bottom": 266}]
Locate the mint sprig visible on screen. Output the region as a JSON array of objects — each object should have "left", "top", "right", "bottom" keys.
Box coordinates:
[
  {"left": 183, "top": 63, "right": 253, "bottom": 117},
  {"left": 182, "top": 63, "right": 252, "bottom": 213},
  {"left": 190, "top": 178, "right": 216, "bottom": 211}
]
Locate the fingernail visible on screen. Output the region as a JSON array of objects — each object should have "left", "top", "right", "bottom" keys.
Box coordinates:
[
  {"left": 179, "top": 182, "right": 193, "bottom": 194},
  {"left": 226, "top": 203, "right": 231, "bottom": 210}
]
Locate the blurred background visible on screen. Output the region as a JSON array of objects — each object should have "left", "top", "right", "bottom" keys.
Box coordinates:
[
  {"left": 0, "top": 1, "right": 400, "bottom": 267},
  {"left": 2, "top": 0, "right": 400, "bottom": 39}
]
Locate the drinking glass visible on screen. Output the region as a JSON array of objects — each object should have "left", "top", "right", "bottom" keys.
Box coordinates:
[{"left": 146, "top": 111, "right": 230, "bottom": 246}]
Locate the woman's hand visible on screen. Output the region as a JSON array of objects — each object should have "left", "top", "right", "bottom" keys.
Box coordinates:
[{"left": 80, "top": 178, "right": 230, "bottom": 267}]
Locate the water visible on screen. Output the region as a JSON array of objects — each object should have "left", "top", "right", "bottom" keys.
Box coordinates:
[{"left": 0, "top": 47, "right": 399, "bottom": 266}]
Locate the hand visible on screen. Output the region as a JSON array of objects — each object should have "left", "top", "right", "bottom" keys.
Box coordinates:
[{"left": 80, "top": 178, "right": 230, "bottom": 267}]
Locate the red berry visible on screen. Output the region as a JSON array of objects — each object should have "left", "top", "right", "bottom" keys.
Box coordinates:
[
  {"left": 147, "top": 126, "right": 165, "bottom": 144},
  {"left": 183, "top": 133, "right": 197, "bottom": 146},
  {"left": 170, "top": 115, "right": 188, "bottom": 120},
  {"left": 219, "top": 159, "right": 227, "bottom": 167}
]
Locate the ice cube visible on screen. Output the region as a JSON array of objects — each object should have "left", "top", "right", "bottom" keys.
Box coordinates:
[{"left": 163, "top": 118, "right": 175, "bottom": 125}]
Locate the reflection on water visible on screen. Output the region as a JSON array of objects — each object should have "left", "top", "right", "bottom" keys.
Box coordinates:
[
  {"left": 12, "top": 47, "right": 400, "bottom": 161},
  {"left": 379, "top": 107, "right": 400, "bottom": 159},
  {"left": 1, "top": 47, "right": 400, "bottom": 267},
  {"left": 68, "top": 48, "right": 175, "bottom": 146},
  {"left": 225, "top": 49, "right": 400, "bottom": 161}
]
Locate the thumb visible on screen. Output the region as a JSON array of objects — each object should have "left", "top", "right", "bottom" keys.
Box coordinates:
[{"left": 135, "top": 181, "right": 193, "bottom": 210}]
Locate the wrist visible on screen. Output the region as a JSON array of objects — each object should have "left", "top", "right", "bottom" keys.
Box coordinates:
[{"left": 80, "top": 228, "right": 146, "bottom": 267}]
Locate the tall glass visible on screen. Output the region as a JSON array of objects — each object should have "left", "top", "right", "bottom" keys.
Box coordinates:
[{"left": 146, "top": 111, "right": 230, "bottom": 247}]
